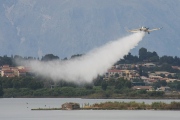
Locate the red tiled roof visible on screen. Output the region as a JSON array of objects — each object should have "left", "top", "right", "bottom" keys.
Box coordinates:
[
  {"left": 172, "top": 66, "right": 180, "bottom": 70},
  {"left": 2, "top": 70, "right": 13, "bottom": 73},
  {"left": 24, "top": 67, "right": 31, "bottom": 72},
  {"left": 10, "top": 67, "right": 18, "bottom": 69},
  {"left": 18, "top": 69, "right": 27, "bottom": 73},
  {"left": 2, "top": 65, "right": 9, "bottom": 67}
]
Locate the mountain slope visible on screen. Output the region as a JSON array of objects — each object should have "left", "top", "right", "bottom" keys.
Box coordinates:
[{"left": 0, "top": 0, "right": 180, "bottom": 58}]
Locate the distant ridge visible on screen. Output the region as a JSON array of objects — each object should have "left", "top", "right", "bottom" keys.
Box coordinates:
[{"left": 0, "top": 0, "right": 180, "bottom": 58}]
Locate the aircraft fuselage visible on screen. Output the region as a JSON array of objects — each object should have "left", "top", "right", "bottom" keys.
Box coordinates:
[{"left": 127, "top": 26, "right": 162, "bottom": 34}]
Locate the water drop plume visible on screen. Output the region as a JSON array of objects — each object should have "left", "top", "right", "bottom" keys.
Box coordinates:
[{"left": 19, "top": 32, "right": 145, "bottom": 83}]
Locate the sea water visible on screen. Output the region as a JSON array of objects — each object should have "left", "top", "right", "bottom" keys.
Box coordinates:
[{"left": 0, "top": 98, "right": 180, "bottom": 120}]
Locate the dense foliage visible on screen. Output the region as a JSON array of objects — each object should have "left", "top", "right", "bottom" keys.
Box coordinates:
[
  {"left": 1, "top": 47, "right": 180, "bottom": 98},
  {"left": 117, "top": 47, "right": 180, "bottom": 65},
  {"left": 0, "top": 76, "right": 171, "bottom": 98},
  {"left": 89, "top": 101, "right": 180, "bottom": 110}
]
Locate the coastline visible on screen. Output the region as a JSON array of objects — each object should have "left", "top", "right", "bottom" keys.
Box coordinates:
[
  {"left": 2, "top": 94, "right": 180, "bottom": 99},
  {"left": 31, "top": 101, "right": 180, "bottom": 111}
]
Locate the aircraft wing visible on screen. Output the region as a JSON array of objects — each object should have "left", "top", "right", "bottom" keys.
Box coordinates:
[
  {"left": 148, "top": 27, "right": 162, "bottom": 32},
  {"left": 128, "top": 30, "right": 140, "bottom": 32}
]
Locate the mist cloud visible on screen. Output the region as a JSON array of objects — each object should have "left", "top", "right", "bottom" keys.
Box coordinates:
[{"left": 19, "top": 32, "right": 145, "bottom": 83}]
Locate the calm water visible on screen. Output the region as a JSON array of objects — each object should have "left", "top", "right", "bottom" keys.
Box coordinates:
[{"left": 0, "top": 98, "right": 180, "bottom": 120}]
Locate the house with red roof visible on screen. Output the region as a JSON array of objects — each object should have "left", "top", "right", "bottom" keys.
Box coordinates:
[{"left": 1, "top": 69, "right": 15, "bottom": 77}]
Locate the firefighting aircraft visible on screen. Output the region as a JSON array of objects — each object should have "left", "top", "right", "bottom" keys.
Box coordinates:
[{"left": 127, "top": 26, "right": 162, "bottom": 34}]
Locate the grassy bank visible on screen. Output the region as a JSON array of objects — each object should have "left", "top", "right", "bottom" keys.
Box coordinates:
[
  {"left": 32, "top": 101, "right": 180, "bottom": 110},
  {"left": 3, "top": 86, "right": 180, "bottom": 99}
]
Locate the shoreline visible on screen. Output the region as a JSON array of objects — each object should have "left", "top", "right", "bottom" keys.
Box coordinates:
[
  {"left": 1, "top": 96, "right": 180, "bottom": 99},
  {"left": 31, "top": 101, "right": 180, "bottom": 111},
  {"left": 2, "top": 94, "right": 180, "bottom": 99}
]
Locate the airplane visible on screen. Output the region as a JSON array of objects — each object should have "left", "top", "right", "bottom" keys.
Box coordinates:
[{"left": 127, "top": 26, "right": 162, "bottom": 34}]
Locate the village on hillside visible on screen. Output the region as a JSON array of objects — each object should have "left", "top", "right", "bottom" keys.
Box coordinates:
[
  {"left": 1, "top": 47, "right": 180, "bottom": 98},
  {"left": 0, "top": 65, "right": 29, "bottom": 78},
  {"left": 1, "top": 62, "right": 180, "bottom": 93},
  {"left": 104, "top": 63, "right": 180, "bottom": 93}
]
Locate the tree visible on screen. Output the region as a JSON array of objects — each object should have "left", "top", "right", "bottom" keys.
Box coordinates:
[
  {"left": 71, "top": 54, "right": 83, "bottom": 59},
  {"left": 0, "top": 55, "right": 13, "bottom": 66},
  {"left": 1, "top": 77, "right": 13, "bottom": 88},
  {"left": 160, "top": 63, "right": 174, "bottom": 72},
  {"left": 125, "top": 81, "right": 132, "bottom": 88},
  {"left": 153, "top": 80, "right": 167, "bottom": 89},
  {"left": 101, "top": 81, "right": 108, "bottom": 91},
  {"left": 0, "top": 79, "right": 4, "bottom": 97},
  {"left": 139, "top": 47, "right": 147, "bottom": 61},
  {"left": 123, "top": 53, "right": 138, "bottom": 63},
  {"left": 28, "top": 80, "right": 43, "bottom": 90},
  {"left": 153, "top": 81, "right": 161, "bottom": 89},
  {"left": 159, "top": 55, "right": 174, "bottom": 64},
  {"left": 160, "top": 80, "right": 167, "bottom": 86},
  {"left": 139, "top": 65, "right": 143, "bottom": 76},
  {"left": 167, "top": 74, "right": 173, "bottom": 78},
  {"left": 115, "top": 78, "right": 126, "bottom": 89},
  {"left": 147, "top": 91, "right": 164, "bottom": 97},
  {"left": 159, "top": 74, "right": 165, "bottom": 78},
  {"left": 12, "top": 79, "right": 21, "bottom": 89},
  {"left": 174, "top": 73, "right": 180, "bottom": 79},
  {"left": 60, "top": 87, "right": 76, "bottom": 96},
  {"left": 107, "top": 78, "right": 116, "bottom": 86},
  {"left": 168, "top": 81, "right": 180, "bottom": 90},
  {"left": 93, "top": 76, "right": 103, "bottom": 86},
  {"left": 114, "top": 73, "right": 119, "bottom": 78},
  {"left": 173, "top": 56, "right": 180, "bottom": 66},
  {"left": 41, "top": 54, "right": 59, "bottom": 61},
  {"left": 84, "top": 84, "right": 93, "bottom": 89},
  {"left": 149, "top": 56, "right": 159, "bottom": 62}
]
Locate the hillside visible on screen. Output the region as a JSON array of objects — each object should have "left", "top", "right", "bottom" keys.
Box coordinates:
[{"left": 0, "top": 0, "right": 180, "bottom": 58}]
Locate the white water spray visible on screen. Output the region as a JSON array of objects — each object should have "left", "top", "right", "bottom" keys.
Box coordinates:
[{"left": 21, "top": 32, "right": 145, "bottom": 83}]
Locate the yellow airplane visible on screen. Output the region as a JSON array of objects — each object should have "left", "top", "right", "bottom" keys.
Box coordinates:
[{"left": 127, "top": 26, "right": 162, "bottom": 34}]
